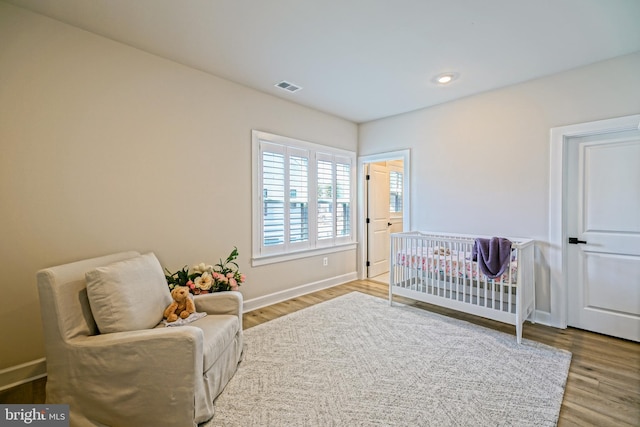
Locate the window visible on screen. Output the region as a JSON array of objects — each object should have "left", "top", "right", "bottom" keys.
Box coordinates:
[
  {"left": 389, "top": 170, "right": 403, "bottom": 213},
  {"left": 253, "top": 131, "right": 356, "bottom": 264}
]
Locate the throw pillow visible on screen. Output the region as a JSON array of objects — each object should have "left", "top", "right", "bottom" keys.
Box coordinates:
[{"left": 86, "top": 252, "right": 172, "bottom": 334}]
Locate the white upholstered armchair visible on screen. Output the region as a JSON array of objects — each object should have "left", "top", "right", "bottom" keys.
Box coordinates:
[{"left": 36, "top": 251, "right": 243, "bottom": 427}]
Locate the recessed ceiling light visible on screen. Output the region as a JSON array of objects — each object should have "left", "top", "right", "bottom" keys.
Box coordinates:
[{"left": 433, "top": 72, "right": 459, "bottom": 85}]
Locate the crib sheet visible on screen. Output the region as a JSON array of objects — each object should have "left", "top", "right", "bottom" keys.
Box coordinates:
[{"left": 396, "top": 247, "right": 518, "bottom": 284}]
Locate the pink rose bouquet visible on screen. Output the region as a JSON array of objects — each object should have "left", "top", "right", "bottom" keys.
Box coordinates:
[{"left": 165, "top": 247, "right": 245, "bottom": 295}]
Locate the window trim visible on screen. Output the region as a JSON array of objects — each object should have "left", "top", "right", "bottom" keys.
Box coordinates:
[{"left": 252, "top": 130, "right": 356, "bottom": 266}]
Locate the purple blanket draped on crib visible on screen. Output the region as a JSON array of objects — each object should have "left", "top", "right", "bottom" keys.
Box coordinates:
[{"left": 471, "top": 237, "right": 512, "bottom": 279}]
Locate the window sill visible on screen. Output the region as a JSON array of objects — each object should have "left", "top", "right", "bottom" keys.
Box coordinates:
[{"left": 251, "top": 243, "right": 357, "bottom": 267}]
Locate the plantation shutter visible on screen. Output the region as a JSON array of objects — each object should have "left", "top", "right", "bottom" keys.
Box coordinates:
[
  {"left": 260, "top": 141, "right": 311, "bottom": 254},
  {"left": 261, "top": 142, "right": 286, "bottom": 252},
  {"left": 336, "top": 157, "right": 352, "bottom": 240},
  {"left": 316, "top": 154, "right": 334, "bottom": 243},
  {"left": 288, "top": 148, "right": 310, "bottom": 250}
]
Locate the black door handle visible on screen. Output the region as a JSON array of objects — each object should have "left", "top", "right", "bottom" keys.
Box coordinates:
[
  {"left": 387, "top": 222, "right": 392, "bottom": 226},
  {"left": 568, "top": 237, "right": 587, "bottom": 244}
]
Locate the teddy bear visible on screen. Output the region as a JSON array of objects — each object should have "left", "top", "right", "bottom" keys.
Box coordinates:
[{"left": 163, "top": 286, "right": 196, "bottom": 323}]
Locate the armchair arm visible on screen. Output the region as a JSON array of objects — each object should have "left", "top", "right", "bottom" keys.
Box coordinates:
[
  {"left": 67, "top": 326, "right": 204, "bottom": 384},
  {"left": 52, "top": 327, "right": 204, "bottom": 426},
  {"left": 194, "top": 291, "right": 243, "bottom": 330}
]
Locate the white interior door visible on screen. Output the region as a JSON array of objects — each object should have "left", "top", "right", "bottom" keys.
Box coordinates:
[
  {"left": 567, "top": 128, "right": 640, "bottom": 342},
  {"left": 367, "top": 163, "right": 390, "bottom": 278}
]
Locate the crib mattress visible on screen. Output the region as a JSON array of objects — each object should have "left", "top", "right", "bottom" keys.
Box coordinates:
[{"left": 396, "top": 247, "right": 518, "bottom": 284}]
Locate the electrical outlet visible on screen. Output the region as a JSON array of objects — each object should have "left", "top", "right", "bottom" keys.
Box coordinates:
[{"left": 322, "top": 257, "right": 328, "bottom": 266}]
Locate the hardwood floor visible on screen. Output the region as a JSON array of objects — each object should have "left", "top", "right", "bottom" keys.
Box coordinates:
[
  {"left": 3, "top": 279, "right": 639, "bottom": 426},
  {"left": 0, "top": 376, "right": 46, "bottom": 405}
]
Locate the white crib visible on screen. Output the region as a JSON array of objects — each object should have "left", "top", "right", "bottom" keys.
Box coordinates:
[{"left": 389, "top": 231, "right": 535, "bottom": 343}]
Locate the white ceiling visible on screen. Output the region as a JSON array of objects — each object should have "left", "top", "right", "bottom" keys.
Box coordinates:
[{"left": 5, "top": 0, "right": 640, "bottom": 123}]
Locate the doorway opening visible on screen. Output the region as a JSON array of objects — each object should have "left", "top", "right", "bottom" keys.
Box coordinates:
[{"left": 357, "top": 150, "right": 410, "bottom": 282}]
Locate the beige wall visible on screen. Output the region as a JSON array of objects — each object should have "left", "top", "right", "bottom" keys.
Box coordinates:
[
  {"left": 360, "top": 52, "right": 640, "bottom": 315},
  {"left": 0, "top": 3, "right": 357, "bottom": 370}
]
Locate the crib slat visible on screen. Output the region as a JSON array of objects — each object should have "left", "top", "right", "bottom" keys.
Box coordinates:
[
  {"left": 446, "top": 240, "right": 450, "bottom": 300},
  {"left": 509, "top": 249, "right": 514, "bottom": 313},
  {"left": 454, "top": 241, "right": 460, "bottom": 301},
  {"left": 493, "top": 279, "right": 497, "bottom": 310},
  {"left": 429, "top": 238, "right": 435, "bottom": 296},
  {"left": 463, "top": 244, "right": 473, "bottom": 303},
  {"left": 482, "top": 273, "right": 487, "bottom": 308},
  {"left": 402, "top": 235, "right": 407, "bottom": 289},
  {"left": 420, "top": 236, "right": 426, "bottom": 293},
  {"left": 474, "top": 255, "right": 479, "bottom": 306},
  {"left": 509, "top": 260, "right": 519, "bottom": 313},
  {"left": 410, "top": 236, "right": 415, "bottom": 290}
]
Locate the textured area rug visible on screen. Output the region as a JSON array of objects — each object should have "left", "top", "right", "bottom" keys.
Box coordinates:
[{"left": 206, "top": 292, "right": 571, "bottom": 426}]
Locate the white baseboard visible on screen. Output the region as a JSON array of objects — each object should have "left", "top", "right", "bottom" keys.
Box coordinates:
[
  {"left": 0, "top": 358, "right": 47, "bottom": 392},
  {"left": 243, "top": 272, "right": 358, "bottom": 313}
]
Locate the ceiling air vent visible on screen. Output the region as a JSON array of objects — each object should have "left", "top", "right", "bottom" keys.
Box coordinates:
[{"left": 275, "top": 81, "right": 302, "bottom": 93}]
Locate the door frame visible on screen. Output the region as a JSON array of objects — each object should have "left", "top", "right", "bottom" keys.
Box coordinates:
[
  {"left": 548, "top": 114, "right": 640, "bottom": 329},
  {"left": 357, "top": 149, "right": 411, "bottom": 280}
]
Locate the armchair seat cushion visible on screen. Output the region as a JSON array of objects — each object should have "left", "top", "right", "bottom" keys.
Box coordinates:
[{"left": 157, "top": 314, "right": 239, "bottom": 372}]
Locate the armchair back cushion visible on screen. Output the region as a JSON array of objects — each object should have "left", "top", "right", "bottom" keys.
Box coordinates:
[
  {"left": 37, "top": 251, "right": 141, "bottom": 342},
  {"left": 85, "top": 252, "right": 172, "bottom": 334}
]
